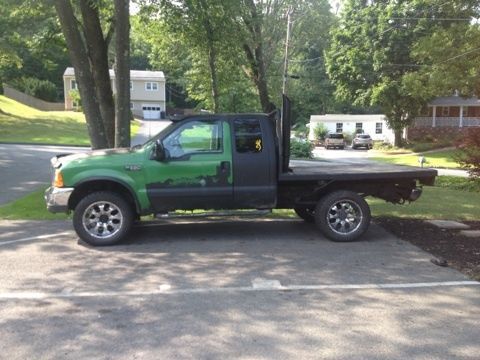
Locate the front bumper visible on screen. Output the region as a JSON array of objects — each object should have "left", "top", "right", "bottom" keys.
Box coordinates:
[{"left": 44, "top": 187, "right": 74, "bottom": 213}]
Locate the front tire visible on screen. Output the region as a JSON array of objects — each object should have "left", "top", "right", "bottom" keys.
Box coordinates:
[
  {"left": 73, "top": 191, "right": 134, "bottom": 246},
  {"left": 315, "top": 190, "right": 371, "bottom": 242}
]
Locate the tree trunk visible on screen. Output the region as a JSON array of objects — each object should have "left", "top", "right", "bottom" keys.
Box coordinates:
[
  {"left": 114, "top": 0, "right": 131, "bottom": 148},
  {"left": 241, "top": 0, "right": 275, "bottom": 113},
  {"left": 199, "top": 0, "right": 220, "bottom": 113},
  {"left": 394, "top": 129, "right": 403, "bottom": 147},
  {"left": 79, "top": 0, "right": 116, "bottom": 148},
  {"left": 206, "top": 32, "right": 220, "bottom": 113},
  {"left": 54, "top": 0, "right": 108, "bottom": 149}
]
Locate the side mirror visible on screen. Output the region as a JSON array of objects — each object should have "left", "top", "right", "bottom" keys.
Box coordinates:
[{"left": 152, "top": 140, "right": 166, "bottom": 161}]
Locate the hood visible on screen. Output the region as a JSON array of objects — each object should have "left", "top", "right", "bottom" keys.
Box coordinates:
[{"left": 51, "top": 148, "right": 135, "bottom": 168}]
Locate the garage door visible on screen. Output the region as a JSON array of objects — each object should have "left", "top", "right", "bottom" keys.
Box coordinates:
[{"left": 142, "top": 104, "right": 161, "bottom": 120}]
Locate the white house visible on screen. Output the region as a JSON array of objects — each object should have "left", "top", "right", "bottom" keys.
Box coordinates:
[
  {"left": 63, "top": 67, "right": 166, "bottom": 119},
  {"left": 309, "top": 114, "right": 395, "bottom": 143}
]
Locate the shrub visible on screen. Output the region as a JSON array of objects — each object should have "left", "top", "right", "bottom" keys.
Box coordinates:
[
  {"left": 435, "top": 176, "right": 480, "bottom": 192},
  {"left": 313, "top": 123, "right": 328, "bottom": 141},
  {"left": 13, "top": 77, "right": 58, "bottom": 102},
  {"left": 68, "top": 89, "right": 82, "bottom": 111},
  {"left": 373, "top": 142, "right": 395, "bottom": 151},
  {"left": 290, "top": 139, "right": 314, "bottom": 159},
  {"left": 456, "top": 128, "right": 480, "bottom": 179},
  {"left": 343, "top": 131, "right": 354, "bottom": 144}
]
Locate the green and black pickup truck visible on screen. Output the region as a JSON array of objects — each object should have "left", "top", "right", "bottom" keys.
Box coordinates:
[{"left": 45, "top": 97, "right": 437, "bottom": 246}]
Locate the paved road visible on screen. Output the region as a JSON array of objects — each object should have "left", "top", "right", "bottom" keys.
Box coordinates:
[
  {"left": 131, "top": 119, "right": 171, "bottom": 146},
  {"left": 0, "top": 144, "right": 88, "bottom": 205},
  {"left": 0, "top": 121, "right": 170, "bottom": 205},
  {"left": 0, "top": 218, "right": 478, "bottom": 359},
  {"left": 313, "top": 146, "right": 469, "bottom": 176}
]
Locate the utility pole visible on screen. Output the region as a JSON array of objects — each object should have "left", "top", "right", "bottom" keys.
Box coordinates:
[{"left": 282, "top": 7, "right": 293, "bottom": 96}]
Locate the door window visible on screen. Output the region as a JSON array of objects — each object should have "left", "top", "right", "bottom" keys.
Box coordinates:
[
  {"left": 234, "top": 119, "right": 263, "bottom": 153},
  {"left": 163, "top": 120, "right": 222, "bottom": 159}
]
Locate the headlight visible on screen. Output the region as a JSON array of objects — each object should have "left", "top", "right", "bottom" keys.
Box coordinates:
[{"left": 53, "top": 169, "right": 64, "bottom": 188}]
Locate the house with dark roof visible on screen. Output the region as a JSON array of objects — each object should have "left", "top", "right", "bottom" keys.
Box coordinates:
[
  {"left": 63, "top": 67, "right": 166, "bottom": 119},
  {"left": 414, "top": 95, "right": 480, "bottom": 128}
]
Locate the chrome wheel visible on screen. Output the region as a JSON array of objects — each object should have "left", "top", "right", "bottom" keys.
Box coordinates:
[
  {"left": 82, "top": 201, "right": 123, "bottom": 239},
  {"left": 326, "top": 199, "right": 363, "bottom": 235}
]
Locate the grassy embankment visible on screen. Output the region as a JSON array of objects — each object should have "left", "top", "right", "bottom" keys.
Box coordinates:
[{"left": 0, "top": 95, "right": 140, "bottom": 146}]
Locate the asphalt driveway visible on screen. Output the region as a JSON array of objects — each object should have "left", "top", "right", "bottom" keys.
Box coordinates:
[{"left": 0, "top": 218, "right": 478, "bottom": 359}]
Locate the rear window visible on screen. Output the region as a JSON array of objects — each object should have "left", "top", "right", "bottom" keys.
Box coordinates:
[
  {"left": 328, "top": 133, "right": 344, "bottom": 139},
  {"left": 358, "top": 135, "right": 371, "bottom": 139}
]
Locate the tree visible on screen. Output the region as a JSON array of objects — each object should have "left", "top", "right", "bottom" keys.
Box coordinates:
[
  {"left": 54, "top": 0, "right": 135, "bottom": 149},
  {"left": 54, "top": 0, "right": 109, "bottom": 149},
  {"left": 151, "top": 0, "right": 230, "bottom": 112},
  {"left": 78, "top": 0, "right": 115, "bottom": 147},
  {"left": 0, "top": 0, "right": 69, "bottom": 94},
  {"left": 404, "top": 1, "right": 480, "bottom": 99},
  {"left": 114, "top": 0, "right": 131, "bottom": 147},
  {"left": 326, "top": 0, "right": 426, "bottom": 146}
]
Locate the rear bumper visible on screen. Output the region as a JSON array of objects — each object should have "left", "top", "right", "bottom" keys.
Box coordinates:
[{"left": 44, "top": 187, "right": 74, "bottom": 213}]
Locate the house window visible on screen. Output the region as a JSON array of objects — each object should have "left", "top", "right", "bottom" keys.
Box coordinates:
[
  {"left": 462, "top": 106, "right": 468, "bottom": 117},
  {"left": 71, "top": 79, "right": 78, "bottom": 90},
  {"left": 336, "top": 123, "right": 343, "bottom": 133},
  {"left": 355, "top": 122, "right": 363, "bottom": 133},
  {"left": 442, "top": 106, "right": 449, "bottom": 116},
  {"left": 376, "top": 122, "right": 383, "bottom": 134},
  {"left": 130, "top": 102, "right": 134, "bottom": 110},
  {"left": 145, "top": 82, "right": 158, "bottom": 91},
  {"left": 130, "top": 81, "right": 133, "bottom": 90}
]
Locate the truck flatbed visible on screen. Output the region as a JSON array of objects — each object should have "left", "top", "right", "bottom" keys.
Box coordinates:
[{"left": 279, "top": 160, "right": 437, "bottom": 184}]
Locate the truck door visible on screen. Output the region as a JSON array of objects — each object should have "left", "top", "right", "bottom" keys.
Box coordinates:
[
  {"left": 231, "top": 117, "right": 277, "bottom": 208},
  {"left": 145, "top": 119, "right": 233, "bottom": 211}
]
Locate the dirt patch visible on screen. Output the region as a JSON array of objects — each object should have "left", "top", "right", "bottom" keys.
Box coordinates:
[{"left": 374, "top": 217, "right": 480, "bottom": 281}]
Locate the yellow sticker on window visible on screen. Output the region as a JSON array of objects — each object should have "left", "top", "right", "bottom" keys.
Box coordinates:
[{"left": 255, "top": 139, "right": 262, "bottom": 151}]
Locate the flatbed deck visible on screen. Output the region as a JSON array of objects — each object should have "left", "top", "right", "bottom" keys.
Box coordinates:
[{"left": 279, "top": 160, "right": 437, "bottom": 184}]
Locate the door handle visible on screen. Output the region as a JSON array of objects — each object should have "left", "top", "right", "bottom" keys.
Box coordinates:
[{"left": 220, "top": 161, "right": 230, "bottom": 174}]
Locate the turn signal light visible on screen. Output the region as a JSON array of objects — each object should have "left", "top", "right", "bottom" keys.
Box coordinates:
[{"left": 53, "top": 170, "right": 64, "bottom": 188}]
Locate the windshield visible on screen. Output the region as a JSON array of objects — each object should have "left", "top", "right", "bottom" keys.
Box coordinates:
[{"left": 328, "top": 134, "right": 344, "bottom": 139}]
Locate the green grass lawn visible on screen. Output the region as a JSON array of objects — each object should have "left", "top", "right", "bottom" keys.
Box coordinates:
[
  {"left": 1, "top": 180, "right": 479, "bottom": 221},
  {"left": 0, "top": 95, "right": 140, "bottom": 146},
  {"left": 368, "top": 186, "right": 480, "bottom": 221},
  {"left": 0, "top": 188, "right": 70, "bottom": 220},
  {"left": 371, "top": 149, "right": 461, "bottom": 169}
]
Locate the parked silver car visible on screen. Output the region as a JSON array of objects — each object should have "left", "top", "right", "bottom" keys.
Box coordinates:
[
  {"left": 325, "top": 133, "right": 345, "bottom": 149},
  {"left": 352, "top": 134, "right": 373, "bottom": 149}
]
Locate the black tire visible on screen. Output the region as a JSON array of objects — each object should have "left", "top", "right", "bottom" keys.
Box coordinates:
[
  {"left": 352, "top": 145, "right": 357, "bottom": 150},
  {"left": 294, "top": 207, "right": 315, "bottom": 223},
  {"left": 314, "top": 190, "right": 371, "bottom": 242},
  {"left": 73, "top": 191, "right": 134, "bottom": 246},
  {"left": 340, "top": 145, "right": 345, "bottom": 150}
]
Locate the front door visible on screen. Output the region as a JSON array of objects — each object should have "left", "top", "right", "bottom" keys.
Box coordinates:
[{"left": 145, "top": 119, "right": 233, "bottom": 212}]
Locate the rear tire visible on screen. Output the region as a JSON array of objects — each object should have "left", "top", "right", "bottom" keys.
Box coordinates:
[
  {"left": 294, "top": 207, "right": 315, "bottom": 223},
  {"left": 314, "top": 190, "right": 371, "bottom": 242},
  {"left": 73, "top": 191, "right": 134, "bottom": 246}
]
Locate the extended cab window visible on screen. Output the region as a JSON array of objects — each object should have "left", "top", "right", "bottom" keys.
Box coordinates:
[
  {"left": 163, "top": 120, "right": 222, "bottom": 159},
  {"left": 234, "top": 119, "right": 263, "bottom": 153}
]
